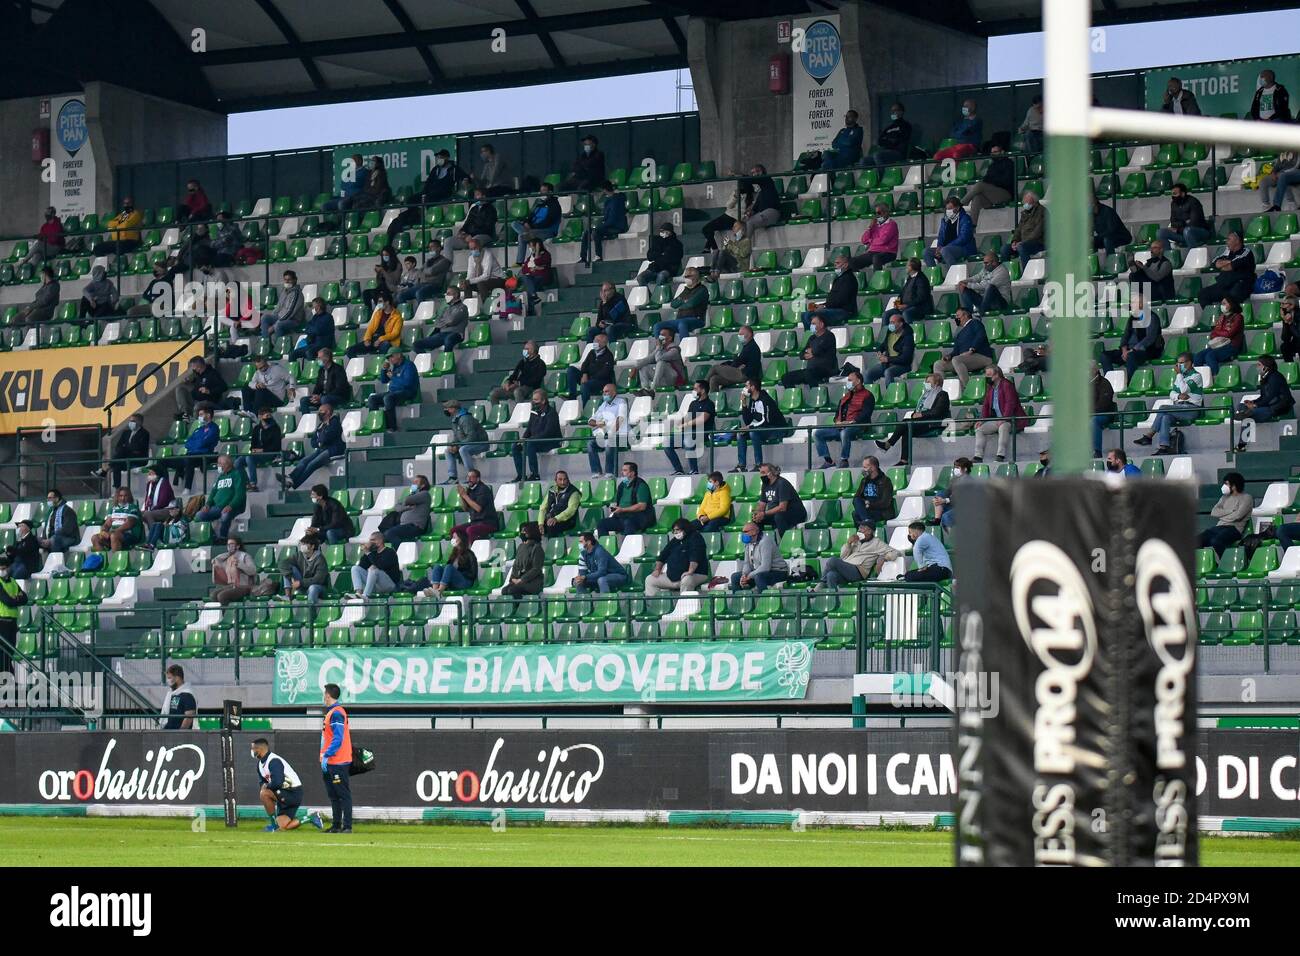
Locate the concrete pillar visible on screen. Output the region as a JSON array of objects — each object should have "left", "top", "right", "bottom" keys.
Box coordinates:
[
  {"left": 0, "top": 83, "right": 226, "bottom": 235},
  {"left": 688, "top": 2, "right": 988, "bottom": 174}
]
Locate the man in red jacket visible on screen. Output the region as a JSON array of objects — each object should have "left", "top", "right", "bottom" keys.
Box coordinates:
[
  {"left": 22, "top": 207, "right": 64, "bottom": 265},
  {"left": 973, "top": 366, "right": 1027, "bottom": 463}
]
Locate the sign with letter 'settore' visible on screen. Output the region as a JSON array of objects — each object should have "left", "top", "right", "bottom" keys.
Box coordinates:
[
  {"left": 792, "top": 15, "right": 850, "bottom": 163},
  {"left": 50, "top": 94, "right": 96, "bottom": 220},
  {"left": 332, "top": 135, "right": 458, "bottom": 196}
]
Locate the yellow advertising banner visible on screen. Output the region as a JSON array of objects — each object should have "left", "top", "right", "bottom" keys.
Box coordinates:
[{"left": 0, "top": 340, "right": 205, "bottom": 433}]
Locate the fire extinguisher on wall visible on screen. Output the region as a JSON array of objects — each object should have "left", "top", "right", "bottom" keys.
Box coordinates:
[
  {"left": 32, "top": 127, "right": 50, "bottom": 163},
  {"left": 769, "top": 54, "right": 790, "bottom": 94}
]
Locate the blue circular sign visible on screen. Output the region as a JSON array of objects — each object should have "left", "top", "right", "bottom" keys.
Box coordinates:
[
  {"left": 56, "top": 99, "right": 88, "bottom": 156},
  {"left": 799, "top": 20, "right": 841, "bottom": 85}
]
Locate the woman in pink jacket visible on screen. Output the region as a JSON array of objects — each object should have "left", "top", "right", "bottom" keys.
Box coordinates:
[{"left": 849, "top": 203, "right": 899, "bottom": 271}]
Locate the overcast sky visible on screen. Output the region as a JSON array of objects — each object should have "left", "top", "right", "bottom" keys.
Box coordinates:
[{"left": 228, "top": 9, "right": 1300, "bottom": 154}]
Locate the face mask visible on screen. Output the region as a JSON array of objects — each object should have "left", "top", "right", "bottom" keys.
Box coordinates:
[
  {"left": 1222, "top": 483, "right": 1232, "bottom": 496},
  {"left": 707, "top": 481, "right": 717, "bottom": 491},
  {"left": 890, "top": 112, "right": 899, "bottom": 121},
  {"left": 834, "top": 267, "right": 845, "bottom": 276},
  {"left": 445, "top": 295, "right": 456, "bottom": 304},
  {"left": 672, "top": 531, "right": 685, "bottom": 541},
  {"left": 436, "top": 157, "right": 446, "bottom": 167},
  {"left": 1107, "top": 461, "right": 1120, "bottom": 472},
  {"left": 875, "top": 215, "right": 886, "bottom": 224},
  {"left": 946, "top": 209, "right": 958, "bottom": 222},
  {"left": 890, "top": 321, "right": 900, "bottom": 333},
  {"left": 584, "top": 145, "right": 594, "bottom": 154},
  {"left": 410, "top": 484, "right": 420, "bottom": 494},
  {"left": 123, "top": 205, "right": 134, "bottom": 213},
  {"left": 922, "top": 381, "right": 935, "bottom": 393},
  {"left": 311, "top": 496, "right": 321, "bottom": 506},
  {"left": 961, "top": 107, "right": 971, "bottom": 117},
  {"left": 470, "top": 250, "right": 481, "bottom": 258},
  {"left": 660, "top": 232, "right": 671, "bottom": 240},
  {"left": 0, "top": 569, "right": 9, "bottom": 579},
  {"left": 1259, "top": 367, "right": 1268, "bottom": 378},
  {"left": 127, "top": 421, "right": 138, "bottom": 431},
  {"left": 659, "top": 339, "right": 669, "bottom": 348},
  {"left": 620, "top": 475, "right": 631, "bottom": 485},
  {"left": 48, "top": 499, "right": 57, "bottom": 507},
  {"left": 954, "top": 468, "right": 966, "bottom": 477},
  {"left": 522, "top": 348, "right": 530, "bottom": 358},
  {"left": 858, "top": 532, "right": 868, "bottom": 541},
  {"left": 602, "top": 395, "right": 613, "bottom": 404},
  {"left": 1023, "top": 201, "right": 1033, "bottom": 211},
  {"left": 1176, "top": 362, "right": 1185, "bottom": 373},
  {"left": 740, "top": 533, "right": 753, "bottom": 545},
  {"left": 299, "top": 544, "right": 312, "bottom": 555}
]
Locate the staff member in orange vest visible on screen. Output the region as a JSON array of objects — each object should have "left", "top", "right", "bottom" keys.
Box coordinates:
[{"left": 320, "top": 682, "right": 353, "bottom": 833}]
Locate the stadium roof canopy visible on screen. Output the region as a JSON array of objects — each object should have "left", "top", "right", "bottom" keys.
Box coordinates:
[{"left": 2, "top": 0, "right": 1297, "bottom": 113}]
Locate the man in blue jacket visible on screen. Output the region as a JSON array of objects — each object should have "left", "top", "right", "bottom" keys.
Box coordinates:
[
  {"left": 172, "top": 404, "right": 220, "bottom": 494},
  {"left": 369, "top": 350, "right": 419, "bottom": 433},
  {"left": 573, "top": 531, "right": 629, "bottom": 593},
  {"left": 281, "top": 403, "right": 344, "bottom": 490},
  {"left": 512, "top": 182, "right": 562, "bottom": 265},
  {"left": 924, "top": 198, "right": 976, "bottom": 266},
  {"left": 820, "top": 110, "right": 864, "bottom": 169},
  {"left": 290, "top": 297, "right": 336, "bottom": 361},
  {"left": 933, "top": 307, "right": 995, "bottom": 386},
  {"left": 580, "top": 182, "right": 629, "bottom": 265}
]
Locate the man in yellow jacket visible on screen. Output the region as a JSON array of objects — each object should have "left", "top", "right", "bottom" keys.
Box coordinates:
[
  {"left": 694, "top": 470, "right": 733, "bottom": 532},
  {"left": 94, "top": 196, "right": 144, "bottom": 255},
  {"left": 346, "top": 288, "right": 403, "bottom": 359}
]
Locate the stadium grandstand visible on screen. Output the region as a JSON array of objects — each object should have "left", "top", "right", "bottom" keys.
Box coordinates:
[{"left": 0, "top": 0, "right": 1299, "bottom": 870}]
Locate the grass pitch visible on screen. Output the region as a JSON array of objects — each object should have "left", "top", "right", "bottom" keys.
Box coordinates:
[{"left": 1, "top": 817, "right": 1298, "bottom": 866}]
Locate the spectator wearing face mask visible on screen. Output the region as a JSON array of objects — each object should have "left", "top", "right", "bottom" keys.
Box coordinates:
[
  {"left": 930, "top": 457, "right": 972, "bottom": 529},
  {"left": 307, "top": 483, "right": 355, "bottom": 545},
  {"left": 241, "top": 356, "right": 293, "bottom": 415},
  {"left": 702, "top": 180, "right": 753, "bottom": 253},
  {"left": 732, "top": 378, "right": 787, "bottom": 472},
  {"left": 512, "top": 183, "right": 562, "bottom": 264},
  {"left": 740, "top": 164, "right": 782, "bottom": 239},
  {"left": 442, "top": 400, "right": 491, "bottom": 484},
  {"left": 514, "top": 389, "right": 564, "bottom": 482},
  {"left": 461, "top": 237, "right": 505, "bottom": 300},
  {"left": 1250, "top": 69, "right": 1291, "bottom": 122},
  {"left": 412, "top": 287, "right": 470, "bottom": 353},
  {"left": 638, "top": 224, "right": 684, "bottom": 287},
  {"left": 1260, "top": 150, "right": 1300, "bottom": 213},
  {"left": 958, "top": 250, "right": 1012, "bottom": 316},
  {"left": 452, "top": 469, "right": 499, "bottom": 543},
  {"left": 1280, "top": 298, "right": 1299, "bottom": 363},
  {"left": 802, "top": 254, "right": 858, "bottom": 330},
  {"left": 37, "top": 489, "right": 79, "bottom": 555},
  {"left": 280, "top": 403, "right": 344, "bottom": 491},
  {"left": 504, "top": 522, "right": 545, "bottom": 610},
  {"left": 235, "top": 408, "right": 282, "bottom": 492},
  {"left": 290, "top": 298, "right": 336, "bottom": 361},
  {"left": 852, "top": 456, "right": 895, "bottom": 527},
  {"left": 398, "top": 240, "right": 452, "bottom": 304},
  {"left": 194, "top": 455, "right": 247, "bottom": 542},
  {"left": 934, "top": 100, "right": 982, "bottom": 161},
  {"left": 261, "top": 270, "right": 305, "bottom": 337},
  {"left": 278, "top": 534, "right": 329, "bottom": 607},
  {"left": 877, "top": 372, "right": 951, "bottom": 466},
  {"left": 177, "top": 179, "right": 213, "bottom": 223},
  {"left": 363, "top": 247, "right": 402, "bottom": 312},
  {"left": 519, "top": 237, "right": 552, "bottom": 313},
  {"left": 754, "top": 463, "right": 807, "bottom": 538},
  {"left": 1134, "top": 351, "right": 1203, "bottom": 455},
  {"left": 450, "top": 190, "right": 499, "bottom": 250},
  {"left": 820, "top": 521, "right": 900, "bottom": 589},
  {"left": 695, "top": 471, "right": 734, "bottom": 532},
  {"left": 925, "top": 200, "right": 976, "bottom": 266},
  {"left": 848, "top": 204, "right": 898, "bottom": 272},
  {"left": 383, "top": 475, "right": 431, "bottom": 545},
  {"left": 1127, "top": 240, "right": 1175, "bottom": 302},
  {"left": 1092, "top": 197, "right": 1132, "bottom": 255},
  {"left": 581, "top": 181, "right": 629, "bottom": 265},
  {"left": 585, "top": 383, "right": 628, "bottom": 479},
  {"left": 348, "top": 532, "right": 402, "bottom": 600},
  {"left": 1018, "top": 96, "right": 1044, "bottom": 153},
  {"left": 1104, "top": 448, "right": 1142, "bottom": 477},
  {"left": 474, "top": 143, "right": 514, "bottom": 197},
  {"left": 386, "top": 150, "right": 466, "bottom": 245},
  {"left": 654, "top": 267, "right": 709, "bottom": 340},
  {"left": 5, "top": 522, "right": 42, "bottom": 580},
  {"left": 814, "top": 369, "right": 874, "bottom": 468},
  {"left": 1002, "top": 191, "right": 1047, "bottom": 267},
  {"left": 300, "top": 349, "right": 351, "bottom": 414},
  {"left": 597, "top": 461, "right": 655, "bottom": 535},
  {"left": 139, "top": 463, "right": 176, "bottom": 542},
  {"left": 567, "top": 332, "right": 616, "bottom": 405},
  {"left": 80, "top": 265, "right": 119, "bottom": 318},
  {"left": 173, "top": 404, "right": 220, "bottom": 494},
  {"left": 410, "top": 527, "right": 479, "bottom": 598},
  {"left": 1198, "top": 233, "right": 1258, "bottom": 307},
  {"left": 1101, "top": 294, "right": 1164, "bottom": 381},
  {"left": 370, "top": 351, "right": 418, "bottom": 433},
  {"left": 563, "top": 136, "right": 606, "bottom": 192},
  {"left": 865, "top": 102, "right": 912, "bottom": 171},
  {"left": 148, "top": 502, "right": 189, "bottom": 550},
  {"left": 819, "top": 110, "right": 864, "bottom": 169},
  {"left": 92, "top": 487, "right": 142, "bottom": 553},
  {"left": 586, "top": 282, "right": 634, "bottom": 344},
  {"left": 904, "top": 521, "right": 953, "bottom": 582},
  {"left": 21, "top": 207, "right": 64, "bottom": 265},
  {"left": 730, "top": 522, "right": 788, "bottom": 593},
  {"left": 349, "top": 155, "right": 391, "bottom": 210},
  {"left": 17, "top": 266, "right": 59, "bottom": 325},
  {"left": 709, "top": 220, "right": 751, "bottom": 279},
  {"left": 94, "top": 197, "right": 144, "bottom": 255},
  {"left": 1233, "top": 355, "right": 1296, "bottom": 452},
  {"left": 573, "top": 531, "right": 627, "bottom": 594},
  {"left": 1157, "top": 182, "right": 1210, "bottom": 249},
  {"left": 491, "top": 341, "right": 546, "bottom": 402},
  {"left": 664, "top": 379, "right": 716, "bottom": 477},
  {"left": 1199, "top": 473, "right": 1252, "bottom": 556},
  {"left": 781, "top": 314, "right": 839, "bottom": 388},
  {"left": 633, "top": 327, "right": 686, "bottom": 397},
  {"left": 973, "top": 366, "right": 1029, "bottom": 463},
  {"left": 94, "top": 413, "right": 150, "bottom": 488},
  {"left": 867, "top": 309, "right": 917, "bottom": 388},
  {"left": 645, "top": 519, "right": 710, "bottom": 595},
  {"left": 1193, "top": 297, "right": 1245, "bottom": 376},
  {"left": 1090, "top": 362, "right": 1118, "bottom": 460},
  {"left": 1160, "top": 77, "right": 1201, "bottom": 116},
  {"left": 933, "top": 307, "right": 994, "bottom": 387},
  {"left": 347, "top": 290, "right": 403, "bottom": 359},
  {"left": 538, "top": 470, "right": 582, "bottom": 538},
  {"left": 963, "top": 145, "right": 1015, "bottom": 226},
  {"left": 706, "top": 325, "right": 763, "bottom": 393}
]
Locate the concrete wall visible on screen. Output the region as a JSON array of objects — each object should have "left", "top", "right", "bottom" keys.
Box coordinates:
[
  {"left": 688, "top": 1, "right": 988, "bottom": 174},
  {"left": 0, "top": 83, "right": 226, "bottom": 236}
]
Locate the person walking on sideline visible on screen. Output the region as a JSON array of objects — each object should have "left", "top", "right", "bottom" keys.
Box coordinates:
[{"left": 320, "top": 682, "right": 353, "bottom": 833}]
